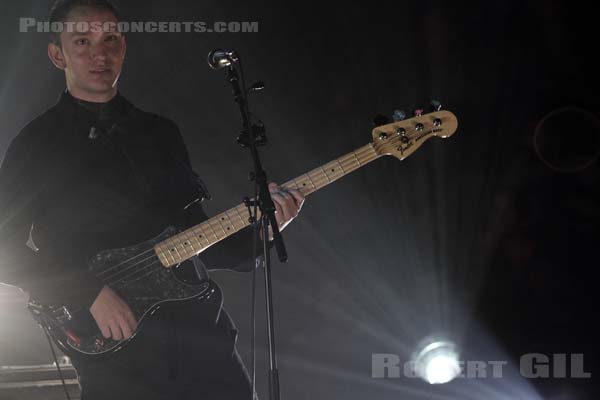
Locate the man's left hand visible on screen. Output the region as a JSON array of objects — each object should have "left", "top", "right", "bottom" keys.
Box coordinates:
[{"left": 266, "top": 182, "right": 305, "bottom": 240}]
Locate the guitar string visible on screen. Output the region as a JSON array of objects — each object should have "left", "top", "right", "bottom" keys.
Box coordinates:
[
  {"left": 99, "top": 251, "right": 161, "bottom": 283},
  {"left": 97, "top": 221, "right": 228, "bottom": 282},
  {"left": 100, "top": 220, "right": 229, "bottom": 283},
  {"left": 93, "top": 204, "right": 254, "bottom": 279},
  {"left": 95, "top": 205, "right": 251, "bottom": 280},
  {"left": 101, "top": 206, "right": 268, "bottom": 283},
  {"left": 101, "top": 128, "right": 446, "bottom": 342},
  {"left": 93, "top": 144, "right": 377, "bottom": 282},
  {"left": 105, "top": 258, "right": 162, "bottom": 287},
  {"left": 117, "top": 257, "right": 208, "bottom": 290},
  {"left": 118, "top": 255, "right": 209, "bottom": 290},
  {"left": 95, "top": 246, "right": 156, "bottom": 275},
  {"left": 117, "top": 263, "right": 161, "bottom": 288},
  {"left": 94, "top": 142, "right": 388, "bottom": 283},
  {"left": 93, "top": 135, "right": 420, "bottom": 284}
]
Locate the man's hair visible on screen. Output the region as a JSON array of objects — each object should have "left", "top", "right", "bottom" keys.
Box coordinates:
[{"left": 49, "top": 0, "right": 121, "bottom": 45}]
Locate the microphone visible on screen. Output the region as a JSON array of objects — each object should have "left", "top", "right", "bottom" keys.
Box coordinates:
[{"left": 207, "top": 48, "right": 238, "bottom": 70}]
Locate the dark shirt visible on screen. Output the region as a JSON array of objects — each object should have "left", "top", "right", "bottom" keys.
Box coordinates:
[{"left": 0, "top": 90, "right": 258, "bottom": 309}]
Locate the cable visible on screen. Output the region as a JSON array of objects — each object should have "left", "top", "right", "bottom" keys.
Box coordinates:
[
  {"left": 251, "top": 164, "right": 260, "bottom": 400},
  {"left": 42, "top": 325, "right": 72, "bottom": 400}
]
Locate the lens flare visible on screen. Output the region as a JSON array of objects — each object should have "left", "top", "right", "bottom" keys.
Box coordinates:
[{"left": 413, "top": 338, "right": 460, "bottom": 384}]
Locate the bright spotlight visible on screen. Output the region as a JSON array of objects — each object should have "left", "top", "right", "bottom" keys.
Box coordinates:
[{"left": 413, "top": 337, "right": 460, "bottom": 384}]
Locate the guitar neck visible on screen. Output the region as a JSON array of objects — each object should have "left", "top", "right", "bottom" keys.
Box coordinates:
[{"left": 154, "top": 142, "right": 380, "bottom": 267}]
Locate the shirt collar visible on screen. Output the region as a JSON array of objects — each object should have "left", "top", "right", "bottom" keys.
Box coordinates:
[{"left": 55, "top": 89, "right": 132, "bottom": 124}]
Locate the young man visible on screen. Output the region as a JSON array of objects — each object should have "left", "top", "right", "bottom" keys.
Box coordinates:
[{"left": 0, "top": 1, "right": 304, "bottom": 398}]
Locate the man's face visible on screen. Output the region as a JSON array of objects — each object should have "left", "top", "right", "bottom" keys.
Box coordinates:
[{"left": 48, "top": 6, "right": 126, "bottom": 100}]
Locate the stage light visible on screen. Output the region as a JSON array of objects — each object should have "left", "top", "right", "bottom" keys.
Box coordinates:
[{"left": 413, "top": 337, "right": 460, "bottom": 384}]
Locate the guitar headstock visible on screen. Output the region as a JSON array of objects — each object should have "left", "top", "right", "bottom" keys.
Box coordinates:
[{"left": 371, "top": 110, "right": 458, "bottom": 160}]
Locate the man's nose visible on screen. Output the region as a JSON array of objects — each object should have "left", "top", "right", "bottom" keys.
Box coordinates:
[{"left": 90, "top": 42, "right": 108, "bottom": 60}]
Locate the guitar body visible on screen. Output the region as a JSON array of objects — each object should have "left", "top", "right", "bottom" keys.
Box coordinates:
[{"left": 28, "top": 226, "right": 220, "bottom": 359}]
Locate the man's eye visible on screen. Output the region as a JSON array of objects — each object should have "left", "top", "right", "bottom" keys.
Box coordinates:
[
  {"left": 105, "top": 35, "right": 118, "bottom": 42},
  {"left": 75, "top": 38, "right": 89, "bottom": 45}
]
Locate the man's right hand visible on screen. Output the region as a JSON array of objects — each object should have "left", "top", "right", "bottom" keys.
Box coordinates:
[{"left": 89, "top": 285, "right": 138, "bottom": 340}]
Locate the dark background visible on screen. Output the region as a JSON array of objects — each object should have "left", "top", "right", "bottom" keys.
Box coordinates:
[{"left": 1, "top": 0, "right": 599, "bottom": 399}]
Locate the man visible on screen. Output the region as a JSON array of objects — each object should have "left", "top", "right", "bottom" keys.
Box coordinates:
[{"left": 0, "top": 0, "right": 304, "bottom": 398}]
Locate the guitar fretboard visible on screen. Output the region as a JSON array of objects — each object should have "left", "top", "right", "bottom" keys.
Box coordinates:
[{"left": 154, "top": 143, "right": 380, "bottom": 267}]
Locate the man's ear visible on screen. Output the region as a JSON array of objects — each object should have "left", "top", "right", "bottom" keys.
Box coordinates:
[{"left": 48, "top": 42, "right": 66, "bottom": 70}]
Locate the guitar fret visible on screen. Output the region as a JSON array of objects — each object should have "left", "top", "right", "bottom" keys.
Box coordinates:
[
  {"left": 355, "top": 145, "right": 370, "bottom": 160},
  {"left": 284, "top": 178, "right": 299, "bottom": 192},
  {"left": 319, "top": 166, "right": 331, "bottom": 183},
  {"left": 223, "top": 211, "right": 237, "bottom": 233},
  {"left": 367, "top": 143, "right": 378, "bottom": 159},
  {"left": 335, "top": 158, "right": 346, "bottom": 174},
  {"left": 234, "top": 204, "right": 248, "bottom": 226},
  {"left": 195, "top": 225, "right": 209, "bottom": 245},
  {"left": 203, "top": 224, "right": 216, "bottom": 244},
  {"left": 156, "top": 247, "right": 169, "bottom": 267},
  {"left": 164, "top": 243, "right": 176, "bottom": 265},
  {"left": 339, "top": 156, "right": 357, "bottom": 173},
  {"left": 215, "top": 216, "right": 228, "bottom": 237},
  {"left": 160, "top": 249, "right": 171, "bottom": 267},
  {"left": 176, "top": 236, "right": 188, "bottom": 260},
  {"left": 340, "top": 153, "right": 358, "bottom": 169},
  {"left": 224, "top": 210, "right": 236, "bottom": 230},
  {"left": 172, "top": 243, "right": 183, "bottom": 263},
  {"left": 324, "top": 161, "right": 343, "bottom": 180},
  {"left": 356, "top": 146, "right": 369, "bottom": 161},
  {"left": 233, "top": 204, "right": 248, "bottom": 228},
  {"left": 193, "top": 226, "right": 211, "bottom": 246},
  {"left": 163, "top": 241, "right": 175, "bottom": 260},
  {"left": 351, "top": 151, "right": 362, "bottom": 167},
  {"left": 186, "top": 230, "right": 202, "bottom": 254},
  {"left": 205, "top": 220, "right": 220, "bottom": 241},
  {"left": 218, "top": 213, "right": 229, "bottom": 233},
  {"left": 178, "top": 234, "right": 191, "bottom": 258},
  {"left": 169, "top": 246, "right": 178, "bottom": 264},
  {"left": 214, "top": 218, "right": 227, "bottom": 239},
  {"left": 307, "top": 170, "right": 321, "bottom": 189},
  {"left": 233, "top": 206, "right": 249, "bottom": 226},
  {"left": 185, "top": 231, "right": 198, "bottom": 254},
  {"left": 304, "top": 173, "right": 316, "bottom": 190},
  {"left": 189, "top": 230, "right": 203, "bottom": 252}
]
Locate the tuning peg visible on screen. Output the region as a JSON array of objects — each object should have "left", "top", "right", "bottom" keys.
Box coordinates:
[
  {"left": 392, "top": 110, "right": 406, "bottom": 121},
  {"left": 429, "top": 100, "right": 442, "bottom": 112},
  {"left": 372, "top": 113, "right": 391, "bottom": 127}
]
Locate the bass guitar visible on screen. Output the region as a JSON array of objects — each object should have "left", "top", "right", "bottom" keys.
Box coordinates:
[{"left": 28, "top": 108, "right": 458, "bottom": 357}]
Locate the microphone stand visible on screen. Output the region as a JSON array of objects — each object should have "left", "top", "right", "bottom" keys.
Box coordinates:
[{"left": 223, "top": 56, "right": 286, "bottom": 400}]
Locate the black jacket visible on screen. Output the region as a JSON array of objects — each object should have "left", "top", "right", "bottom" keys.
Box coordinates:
[{"left": 0, "top": 90, "right": 257, "bottom": 309}]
